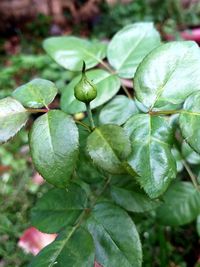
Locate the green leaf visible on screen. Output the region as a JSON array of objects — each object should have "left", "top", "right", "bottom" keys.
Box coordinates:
[
  {"left": 12, "top": 78, "right": 58, "bottom": 108},
  {"left": 179, "top": 91, "right": 200, "bottom": 154},
  {"left": 182, "top": 141, "right": 200, "bottom": 165},
  {"left": 29, "top": 227, "right": 94, "bottom": 267},
  {"left": 86, "top": 202, "right": 142, "bottom": 267},
  {"left": 157, "top": 182, "right": 200, "bottom": 226},
  {"left": 31, "top": 183, "right": 87, "bottom": 233},
  {"left": 43, "top": 36, "right": 106, "bottom": 71},
  {"left": 0, "top": 97, "right": 28, "bottom": 143},
  {"left": 77, "top": 151, "right": 105, "bottom": 184},
  {"left": 99, "top": 95, "right": 139, "bottom": 125},
  {"left": 124, "top": 114, "right": 176, "bottom": 198},
  {"left": 87, "top": 124, "right": 131, "bottom": 174},
  {"left": 61, "top": 69, "right": 121, "bottom": 114},
  {"left": 110, "top": 186, "right": 160, "bottom": 213},
  {"left": 107, "top": 22, "right": 161, "bottom": 78},
  {"left": 171, "top": 147, "right": 184, "bottom": 172},
  {"left": 135, "top": 41, "right": 200, "bottom": 110},
  {"left": 29, "top": 110, "right": 79, "bottom": 187}
]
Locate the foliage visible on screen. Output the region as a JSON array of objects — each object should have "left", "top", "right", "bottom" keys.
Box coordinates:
[
  {"left": 0, "top": 130, "right": 39, "bottom": 267},
  {"left": 1, "top": 22, "right": 200, "bottom": 266},
  {"left": 0, "top": 54, "right": 76, "bottom": 99},
  {"left": 93, "top": 0, "right": 200, "bottom": 38}
]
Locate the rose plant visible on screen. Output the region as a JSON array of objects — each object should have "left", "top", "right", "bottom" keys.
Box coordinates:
[{"left": 1, "top": 22, "right": 200, "bottom": 266}]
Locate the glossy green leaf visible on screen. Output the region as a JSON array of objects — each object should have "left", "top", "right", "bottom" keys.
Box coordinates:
[
  {"left": 157, "top": 182, "right": 200, "bottom": 226},
  {"left": 0, "top": 97, "right": 28, "bottom": 143},
  {"left": 77, "top": 152, "right": 104, "bottom": 184},
  {"left": 87, "top": 124, "right": 131, "bottom": 174},
  {"left": 134, "top": 98, "right": 148, "bottom": 113},
  {"left": 171, "top": 147, "right": 184, "bottom": 172},
  {"left": 12, "top": 78, "right": 58, "bottom": 108},
  {"left": 107, "top": 22, "right": 161, "bottom": 78},
  {"left": 111, "top": 186, "right": 160, "bottom": 213},
  {"left": 135, "top": 41, "right": 200, "bottom": 110},
  {"left": 29, "top": 227, "right": 94, "bottom": 267},
  {"left": 86, "top": 202, "right": 142, "bottom": 267},
  {"left": 179, "top": 91, "right": 200, "bottom": 154},
  {"left": 61, "top": 69, "right": 121, "bottom": 114},
  {"left": 182, "top": 141, "right": 200, "bottom": 165},
  {"left": 29, "top": 110, "right": 79, "bottom": 187},
  {"left": 124, "top": 114, "right": 176, "bottom": 198},
  {"left": 99, "top": 95, "right": 139, "bottom": 125},
  {"left": 31, "top": 183, "right": 87, "bottom": 233},
  {"left": 43, "top": 36, "right": 106, "bottom": 71}
]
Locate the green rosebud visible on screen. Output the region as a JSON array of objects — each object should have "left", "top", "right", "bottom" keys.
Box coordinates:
[{"left": 74, "top": 62, "right": 97, "bottom": 103}]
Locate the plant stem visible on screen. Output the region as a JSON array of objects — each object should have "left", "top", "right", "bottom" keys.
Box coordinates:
[
  {"left": 99, "top": 60, "right": 116, "bottom": 74},
  {"left": 99, "top": 59, "right": 132, "bottom": 99},
  {"left": 121, "top": 83, "right": 133, "bottom": 99},
  {"left": 149, "top": 109, "right": 182, "bottom": 116},
  {"left": 74, "top": 119, "right": 91, "bottom": 132},
  {"left": 90, "top": 175, "right": 112, "bottom": 207},
  {"left": 26, "top": 108, "right": 49, "bottom": 113},
  {"left": 73, "top": 176, "right": 111, "bottom": 232},
  {"left": 86, "top": 103, "right": 95, "bottom": 129},
  {"left": 182, "top": 160, "right": 200, "bottom": 190}
]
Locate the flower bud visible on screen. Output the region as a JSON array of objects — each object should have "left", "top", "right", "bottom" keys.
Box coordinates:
[{"left": 74, "top": 62, "right": 97, "bottom": 103}]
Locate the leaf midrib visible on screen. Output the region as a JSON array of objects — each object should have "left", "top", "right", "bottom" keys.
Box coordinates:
[
  {"left": 48, "top": 226, "right": 77, "bottom": 267},
  {"left": 91, "top": 215, "right": 134, "bottom": 267},
  {"left": 95, "top": 128, "right": 121, "bottom": 164},
  {"left": 116, "top": 30, "right": 147, "bottom": 71},
  {"left": 150, "top": 47, "right": 190, "bottom": 109}
]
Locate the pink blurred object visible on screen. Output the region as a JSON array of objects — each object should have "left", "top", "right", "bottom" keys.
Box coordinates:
[
  {"left": 18, "top": 227, "right": 57, "bottom": 255},
  {"left": 32, "top": 172, "right": 44, "bottom": 185},
  {"left": 165, "top": 28, "right": 200, "bottom": 43},
  {"left": 94, "top": 262, "right": 103, "bottom": 267},
  {"left": 181, "top": 28, "right": 200, "bottom": 42},
  {"left": 19, "top": 227, "right": 103, "bottom": 266}
]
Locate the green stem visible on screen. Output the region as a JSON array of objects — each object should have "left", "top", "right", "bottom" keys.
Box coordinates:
[
  {"left": 99, "top": 60, "right": 116, "bottom": 74},
  {"left": 89, "top": 175, "right": 111, "bottom": 208},
  {"left": 121, "top": 83, "right": 133, "bottom": 99},
  {"left": 182, "top": 160, "right": 200, "bottom": 190},
  {"left": 99, "top": 59, "right": 132, "bottom": 99},
  {"left": 149, "top": 109, "right": 200, "bottom": 116},
  {"left": 26, "top": 108, "right": 49, "bottom": 113},
  {"left": 74, "top": 119, "right": 91, "bottom": 132},
  {"left": 86, "top": 103, "right": 95, "bottom": 129},
  {"left": 73, "top": 176, "right": 111, "bottom": 232},
  {"left": 149, "top": 109, "right": 182, "bottom": 116}
]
